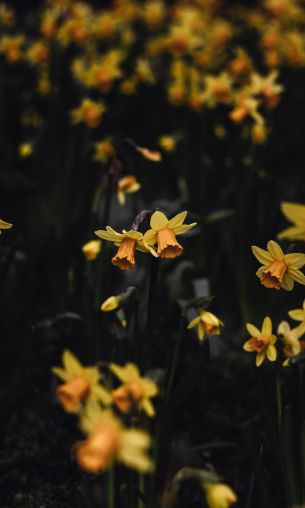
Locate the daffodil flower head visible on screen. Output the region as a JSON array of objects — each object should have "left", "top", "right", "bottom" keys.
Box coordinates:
[
  {"left": 278, "top": 202, "right": 305, "bottom": 241},
  {"left": 82, "top": 239, "right": 102, "bottom": 261},
  {"left": 243, "top": 316, "right": 277, "bottom": 367},
  {"left": 76, "top": 401, "right": 153, "bottom": 473},
  {"left": 110, "top": 362, "right": 158, "bottom": 417},
  {"left": 277, "top": 320, "right": 301, "bottom": 358},
  {"left": 95, "top": 226, "right": 156, "bottom": 270},
  {"left": 251, "top": 240, "right": 305, "bottom": 290},
  {"left": 187, "top": 310, "right": 224, "bottom": 341},
  {"left": 52, "top": 350, "right": 111, "bottom": 413},
  {"left": 143, "top": 211, "right": 197, "bottom": 259},
  {"left": 204, "top": 482, "right": 237, "bottom": 508},
  {"left": 101, "top": 295, "right": 123, "bottom": 312},
  {"left": 0, "top": 218, "right": 13, "bottom": 233},
  {"left": 288, "top": 299, "right": 305, "bottom": 338},
  {"left": 117, "top": 175, "right": 141, "bottom": 206}
]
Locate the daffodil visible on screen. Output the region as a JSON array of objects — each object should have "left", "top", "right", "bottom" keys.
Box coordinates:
[
  {"left": 158, "top": 135, "right": 177, "bottom": 152},
  {"left": 95, "top": 227, "right": 157, "bottom": 270},
  {"left": 243, "top": 316, "right": 277, "bottom": 367},
  {"left": 278, "top": 202, "right": 305, "bottom": 241},
  {"left": 82, "top": 240, "right": 102, "bottom": 261},
  {"left": 0, "top": 219, "right": 13, "bottom": 233},
  {"left": 110, "top": 363, "right": 158, "bottom": 417},
  {"left": 136, "top": 146, "right": 162, "bottom": 162},
  {"left": 288, "top": 299, "right": 305, "bottom": 338},
  {"left": 187, "top": 310, "right": 224, "bottom": 341},
  {"left": 277, "top": 321, "right": 301, "bottom": 358},
  {"left": 101, "top": 295, "right": 122, "bottom": 312},
  {"left": 93, "top": 138, "right": 115, "bottom": 163},
  {"left": 70, "top": 99, "right": 106, "bottom": 129},
  {"left": 52, "top": 350, "right": 111, "bottom": 413},
  {"left": 204, "top": 482, "right": 237, "bottom": 508},
  {"left": 76, "top": 402, "right": 153, "bottom": 473},
  {"left": 251, "top": 240, "right": 305, "bottom": 290},
  {"left": 117, "top": 176, "right": 141, "bottom": 206},
  {"left": 143, "top": 211, "right": 196, "bottom": 259},
  {"left": 18, "top": 142, "right": 33, "bottom": 158}
]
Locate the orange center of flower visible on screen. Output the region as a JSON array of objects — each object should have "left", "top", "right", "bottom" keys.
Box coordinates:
[
  {"left": 229, "top": 105, "right": 249, "bottom": 123},
  {"left": 248, "top": 335, "right": 269, "bottom": 353},
  {"left": 112, "top": 237, "right": 136, "bottom": 270},
  {"left": 261, "top": 259, "right": 287, "bottom": 289},
  {"left": 212, "top": 84, "right": 230, "bottom": 102},
  {"left": 119, "top": 176, "right": 136, "bottom": 192},
  {"left": 84, "top": 107, "right": 100, "bottom": 128},
  {"left": 57, "top": 376, "right": 90, "bottom": 413},
  {"left": 156, "top": 228, "right": 183, "bottom": 258},
  {"left": 111, "top": 381, "right": 145, "bottom": 414},
  {"left": 76, "top": 427, "right": 120, "bottom": 473},
  {"left": 204, "top": 322, "right": 218, "bottom": 335}
]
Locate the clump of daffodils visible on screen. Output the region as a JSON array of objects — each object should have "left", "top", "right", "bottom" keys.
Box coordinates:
[
  {"left": 243, "top": 316, "right": 277, "bottom": 367},
  {"left": 251, "top": 240, "right": 305, "bottom": 290}
]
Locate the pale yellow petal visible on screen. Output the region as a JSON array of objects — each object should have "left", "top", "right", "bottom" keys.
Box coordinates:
[
  {"left": 126, "top": 183, "right": 141, "bottom": 194},
  {"left": 277, "top": 321, "right": 290, "bottom": 336},
  {"left": 285, "top": 253, "right": 305, "bottom": 269},
  {"left": 141, "top": 398, "right": 155, "bottom": 417},
  {"left": 267, "top": 240, "right": 284, "bottom": 260},
  {"left": 243, "top": 340, "right": 255, "bottom": 352},
  {"left": 262, "top": 316, "right": 272, "bottom": 336},
  {"left": 0, "top": 219, "right": 12, "bottom": 229},
  {"left": 246, "top": 323, "right": 261, "bottom": 337},
  {"left": 288, "top": 268, "right": 305, "bottom": 286},
  {"left": 109, "top": 363, "right": 127, "bottom": 382},
  {"left": 91, "top": 384, "right": 112, "bottom": 405},
  {"left": 198, "top": 321, "right": 205, "bottom": 341},
  {"left": 173, "top": 223, "right": 197, "bottom": 235},
  {"left": 141, "top": 379, "right": 158, "bottom": 397},
  {"left": 281, "top": 202, "right": 305, "bottom": 225},
  {"left": 288, "top": 309, "right": 305, "bottom": 321},
  {"left": 117, "top": 191, "right": 125, "bottom": 206},
  {"left": 52, "top": 367, "right": 71, "bottom": 381},
  {"left": 281, "top": 272, "right": 294, "bottom": 291},
  {"left": 251, "top": 245, "right": 273, "bottom": 265},
  {"left": 266, "top": 345, "right": 277, "bottom": 361},
  {"left": 187, "top": 316, "right": 201, "bottom": 329},
  {"left": 256, "top": 352, "right": 265, "bottom": 367},
  {"left": 150, "top": 211, "right": 168, "bottom": 231},
  {"left": 143, "top": 229, "right": 157, "bottom": 245},
  {"left": 167, "top": 211, "right": 187, "bottom": 229},
  {"left": 278, "top": 226, "right": 305, "bottom": 241},
  {"left": 62, "top": 350, "right": 83, "bottom": 375}
]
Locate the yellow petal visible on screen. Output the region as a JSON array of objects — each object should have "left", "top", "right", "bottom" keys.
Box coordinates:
[
  {"left": 288, "top": 309, "right": 305, "bottom": 321},
  {"left": 0, "top": 219, "right": 12, "bottom": 229},
  {"left": 281, "top": 202, "right": 305, "bottom": 224},
  {"left": 262, "top": 316, "right": 272, "bottom": 336},
  {"left": 95, "top": 229, "right": 122, "bottom": 242},
  {"left": 141, "top": 379, "right": 158, "bottom": 397},
  {"left": 117, "top": 191, "right": 125, "bottom": 206},
  {"left": 150, "top": 211, "right": 168, "bottom": 230},
  {"left": 281, "top": 272, "right": 294, "bottom": 291},
  {"left": 288, "top": 268, "right": 305, "bottom": 286},
  {"left": 62, "top": 350, "right": 83, "bottom": 375},
  {"left": 167, "top": 211, "right": 187, "bottom": 229},
  {"left": 278, "top": 226, "right": 305, "bottom": 241},
  {"left": 285, "top": 253, "right": 305, "bottom": 269},
  {"left": 187, "top": 316, "right": 201, "bottom": 329},
  {"left": 246, "top": 322, "right": 261, "bottom": 337},
  {"left": 198, "top": 321, "right": 205, "bottom": 340},
  {"left": 243, "top": 340, "right": 255, "bottom": 352},
  {"left": 173, "top": 223, "right": 197, "bottom": 235},
  {"left": 266, "top": 345, "right": 277, "bottom": 361},
  {"left": 251, "top": 245, "right": 273, "bottom": 265},
  {"left": 52, "top": 367, "right": 71, "bottom": 381},
  {"left": 267, "top": 240, "right": 284, "bottom": 260},
  {"left": 256, "top": 352, "right": 265, "bottom": 367},
  {"left": 141, "top": 398, "right": 155, "bottom": 417},
  {"left": 277, "top": 321, "right": 290, "bottom": 336}
]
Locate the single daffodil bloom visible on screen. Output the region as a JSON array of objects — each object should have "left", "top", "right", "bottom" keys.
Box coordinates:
[
  {"left": 117, "top": 176, "right": 141, "bottom": 206},
  {"left": 252, "top": 240, "right": 305, "bottom": 290},
  {"left": 110, "top": 363, "right": 158, "bottom": 417},
  {"left": 277, "top": 320, "right": 301, "bottom": 358},
  {"left": 288, "top": 299, "right": 305, "bottom": 338},
  {"left": 101, "top": 295, "right": 122, "bottom": 312},
  {"left": 187, "top": 310, "right": 224, "bottom": 341},
  {"left": 82, "top": 239, "right": 102, "bottom": 261},
  {"left": 52, "top": 350, "right": 111, "bottom": 413},
  {"left": 144, "top": 211, "right": 197, "bottom": 259},
  {"left": 204, "top": 482, "right": 237, "bottom": 508},
  {"left": 243, "top": 316, "right": 277, "bottom": 367}
]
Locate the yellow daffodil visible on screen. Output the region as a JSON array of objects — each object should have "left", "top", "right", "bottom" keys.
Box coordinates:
[
  {"left": 158, "top": 135, "right": 177, "bottom": 152},
  {"left": 136, "top": 146, "right": 162, "bottom": 162},
  {"left": 95, "top": 227, "right": 157, "bottom": 270},
  {"left": 278, "top": 202, "right": 305, "bottom": 241},
  {"left": 110, "top": 363, "right": 158, "bottom": 417},
  {"left": 243, "top": 316, "right": 277, "bottom": 367},
  {"left": 204, "top": 482, "right": 237, "bottom": 508},
  {"left": 27, "top": 41, "right": 49, "bottom": 65},
  {"left": 18, "top": 143, "right": 33, "bottom": 158},
  {"left": 288, "top": 299, "right": 305, "bottom": 338},
  {"left": 82, "top": 240, "right": 102, "bottom": 261},
  {"left": 101, "top": 295, "right": 122, "bottom": 312},
  {"left": 52, "top": 350, "right": 111, "bottom": 413},
  {"left": 0, "top": 35, "right": 24, "bottom": 63},
  {"left": 250, "top": 70, "right": 284, "bottom": 109},
  {"left": 76, "top": 402, "right": 153, "bottom": 473},
  {"left": 251, "top": 240, "right": 305, "bottom": 290},
  {"left": 0, "top": 218, "right": 13, "bottom": 233},
  {"left": 93, "top": 138, "right": 115, "bottom": 163},
  {"left": 277, "top": 321, "right": 301, "bottom": 358},
  {"left": 70, "top": 99, "right": 106, "bottom": 129},
  {"left": 143, "top": 211, "right": 197, "bottom": 259},
  {"left": 117, "top": 176, "right": 141, "bottom": 206},
  {"left": 201, "top": 72, "right": 233, "bottom": 108},
  {"left": 187, "top": 310, "right": 224, "bottom": 341}
]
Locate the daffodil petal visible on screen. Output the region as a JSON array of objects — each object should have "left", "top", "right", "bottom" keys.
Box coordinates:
[
  {"left": 246, "top": 323, "right": 261, "bottom": 337},
  {"left": 266, "top": 345, "right": 277, "bottom": 361},
  {"left": 173, "top": 223, "right": 197, "bottom": 235},
  {"left": 267, "top": 240, "right": 284, "bottom": 260},
  {"left": 288, "top": 309, "right": 305, "bottom": 321},
  {"left": 256, "top": 352, "right": 265, "bottom": 367},
  {"left": 243, "top": 340, "right": 255, "bottom": 352},
  {"left": 262, "top": 316, "right": 272, "bottom": 336},
  {"left": 167, "top": 211, "right": 187, "bottom": 229},
  {"left": 52, "top": 367, "right": 71, "bottom": 381},
  {"left": 150, "top": 211, "right": 168, "bottom": 230},
  {"left": 62, "top": 350, "right": 84, "bottom": 375},
  {"left": 281, "top": 272, "right": 294, "bottom": 291},
  {"left": 285, "top": 253, "right": 305, "bottom": 269},
  {"left": 289, "top": 268, "right": 305, "bottom": 285},
  {"left": 251, "top": 245, "right": 273, "bottom": 265},
  {"left": 141, "top": 398, "right": 155, "bottom": 417},
  {"left": 278, "top": 226, "right": 305, "bottom": 241},
  {"left": 281, "top": 202, "right": 305, "bottom": 225},
  {"left": 187, "top": 316, "right": 201, "bottom": 329}
]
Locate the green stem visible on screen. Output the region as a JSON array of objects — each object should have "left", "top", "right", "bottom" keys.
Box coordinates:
[
  {"left": 165, "top": 315, "right": 184, "bottom": 404},
  {"left": 107, "top": 466, "right": 115, "bottom": 508}
]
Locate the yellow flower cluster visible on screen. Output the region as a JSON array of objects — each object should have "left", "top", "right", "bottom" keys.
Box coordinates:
[
  {"left": 1, "top": 0, "right": 305, "bottom": 141},
  {"left": 95, "top": 210, "right": 197, "bottom": 270},
  {"left": 52, "top": 350, "right": 158, "bottom": 473}
]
